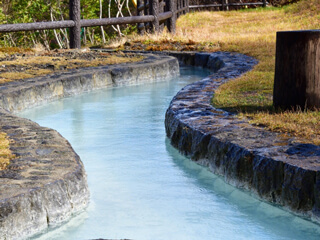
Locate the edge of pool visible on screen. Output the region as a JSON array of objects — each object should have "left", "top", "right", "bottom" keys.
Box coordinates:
[
  {"left": 0, "top": 53, "right": 179, "bottom": 239},
  {"left": 164, "top": 51, "right": 320, "bottom": 225}
]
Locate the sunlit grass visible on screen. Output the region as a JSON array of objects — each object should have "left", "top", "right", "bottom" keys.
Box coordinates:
[
  {"left": 0, "top": 49, "right": 143, "bottom": 82},
  {"left": 0, "top": 132, "right": 15, "bottom": 170},
  {"left": 112, "top": 0, "right": 320, "bottom": 144},
  {"left": 243, "top": 110, "right": 320, "bottom": 145}
]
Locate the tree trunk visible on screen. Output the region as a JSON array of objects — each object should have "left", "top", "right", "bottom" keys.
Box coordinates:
[{"left": 273, "top": 30, "right": 320, "bottom": 110}]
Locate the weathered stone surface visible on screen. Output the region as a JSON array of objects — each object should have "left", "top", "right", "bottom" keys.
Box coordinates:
[
  {"left": 165, "top": 51, "right": 320, "bottom": 224},
  {"left": 0, "top": 54, "right": 179, "bottom": 113},
  {"left": 194, "top": 53, "right": 209, "bottom": 67},
  {"left": 0, "top": 110, "right": 89, "bottom": 239},
  {"left": 206, "top": 55, "right": 225, "bottom": 72},
  {"left": 0, "top": 53, "right": 179, "bottom": 239}
]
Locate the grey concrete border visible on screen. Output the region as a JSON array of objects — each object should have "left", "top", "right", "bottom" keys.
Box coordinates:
[
  {"left": 0, "top": 53, "right": 179, "bottom": 239},
  {"left": 165, "top": 51, "right": 320, "bottom": 224}
]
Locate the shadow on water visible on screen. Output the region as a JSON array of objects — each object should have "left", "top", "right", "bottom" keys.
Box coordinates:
[{"left": 164, "top": 138, "right": 320, "bottom": 240}]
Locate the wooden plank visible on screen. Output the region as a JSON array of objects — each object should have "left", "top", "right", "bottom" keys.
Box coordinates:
[
  {"left": 158, "top": 11, "right": 173, "bottom": 21},
  {"left": 0, "top": 21, "right": 74, "bottom": 32},
  {"left": 0, "top": 15, "right": 157, "bottom": 33},
  {"left": 189, "top": 2, "right": 264, "bottom": 8},
  {"left": 225, "top": 2, "right": 265, "bottom": 6},
  {"left": 189, "top": 4, "right": 222, "bottom": 8},
  {"left": 80, "top": 16, "right": 155, "bottom": 27},
  {"left": 176, "top": 6, "right": 189, "bottom": 14}
]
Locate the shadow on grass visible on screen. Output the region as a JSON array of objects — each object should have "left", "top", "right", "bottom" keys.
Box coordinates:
[{"left": 217, "top": 104, "right": 275, "bottom": 115}]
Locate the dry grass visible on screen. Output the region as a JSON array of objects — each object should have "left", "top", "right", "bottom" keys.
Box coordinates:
[
  {"left": 205, "top": 1, "right": 320, "bottom": 144},
  {"left": 0, "top": 132, "right": 15, "bottom": 170},
  {"left": 0, "top": 49, "right": 143, "bottom": 83},
  {"left": 109, "top": 0, "right": 320, "bottom": 144},
  {"left": 243, "top": 110, "right": 320, "bottom": 145}
]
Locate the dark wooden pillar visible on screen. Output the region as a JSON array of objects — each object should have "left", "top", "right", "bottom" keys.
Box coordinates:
[
  {"left": 159, "top": 0, "right": 165, "bottom": 31},
  {"left": 137, "top": 0, "right": 145, "bottom": 35},
  {"left": 144, "top": 0, "right": 150, "bottom": 32},
  {"left": 69, "top": 0, "right": 81, "bottom": 49},
  {"left": 150, "top": 0, "right": 160, "bottom": 32},
  {"left": 263, "top": 0, "right": 267, "bottom": 7},
  {"left": 177, "top": 0, "right": 180, "bottom": 18},
  {"left": 221, "top": 0, "right": 225, "bottom": 11},
  {"left": 166, "top": 0, "right": 176, "bottom": 33},
  {"left": 186, "top": 0, "right": 189, "bottom": 13},
  {"left": 273, "top": 30, "right": 320, "bottom": 110},
  {"left": 184, "top": 0, "right": 188, "bottom": 14}
]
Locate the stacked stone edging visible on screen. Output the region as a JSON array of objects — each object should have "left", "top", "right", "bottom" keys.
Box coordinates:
[
  {"left": 165, "top": 51, "right": 320, "bottom": 224},
  {"left": 0, "top": 53, "right": 179, "bottom": 239},
  {"left": 0, "top": 54, "right": 179, "bottom": 112}
]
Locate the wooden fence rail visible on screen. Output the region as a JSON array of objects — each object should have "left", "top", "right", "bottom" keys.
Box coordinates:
[
  {"left": 0, "top": 0, "right": 265, "bottom": 49},
  {"left": 0, "top": 0, "right": 182, "bottom": 49},
  {"left": 190, "top": 0, "right": 267, "bottom": 10}
]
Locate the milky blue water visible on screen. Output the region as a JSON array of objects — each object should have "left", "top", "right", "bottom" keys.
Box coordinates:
[{"left": 19, "top": 66, "right": 320, "bottom": 240}]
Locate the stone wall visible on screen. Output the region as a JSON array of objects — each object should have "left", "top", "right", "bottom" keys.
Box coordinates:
[
  {"left": 0, "top": 53, "right": 179, "bottom": 239},
  {"left": 165, "top": 51, "right": 320, "bottom": 224}
]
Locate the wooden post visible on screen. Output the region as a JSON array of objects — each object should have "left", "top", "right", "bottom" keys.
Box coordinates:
[
  {"left": 273, "top": 30, "right": 320, "bottom": 110},
  {"left": 182, "top": 0, "right": 185, "bottom": 14},
  {"left": 150, "top": 0, "right": 160, "bottom": 32},
  {"left": 69, "top": 0, "right": 81, "bottom": 49},
  {"left": 144, "top": 0, "right": 149, "bottom": 32},
  {"left": 166, "top": 0, "right": 176, "bottom": 33},
  {"left": 184, "top": 0, "right": 188, "bottom": 14},
  {"left": 137, "top": 0, "right": 145, "bottom": 35},
  {"left": 263, "top": 0, "right": 267, "bottom": 7},
  {"left": 186, "top": 0, "right": 189, "bottom": 13},
  {"left": 159, "top": 0, "right": 164, "bottom": 31},
  {"left": 221, "top": 0, "right": 225, "bottom": 11}
]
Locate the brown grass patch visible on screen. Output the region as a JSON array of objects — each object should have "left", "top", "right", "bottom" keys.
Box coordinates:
[
  {"left": 0, "top": 49, "right": 143, "bottom": 82},
  {"left": 243, "top": 110, "right": 320, "bottom": 145},
  {"left": 0, "top": 132, "right": 15, "bottom": 170}
]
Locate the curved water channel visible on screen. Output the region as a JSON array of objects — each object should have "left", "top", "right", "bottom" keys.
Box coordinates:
[{"left": 18, "top": 66, "right": 320, "bottom": 240}]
